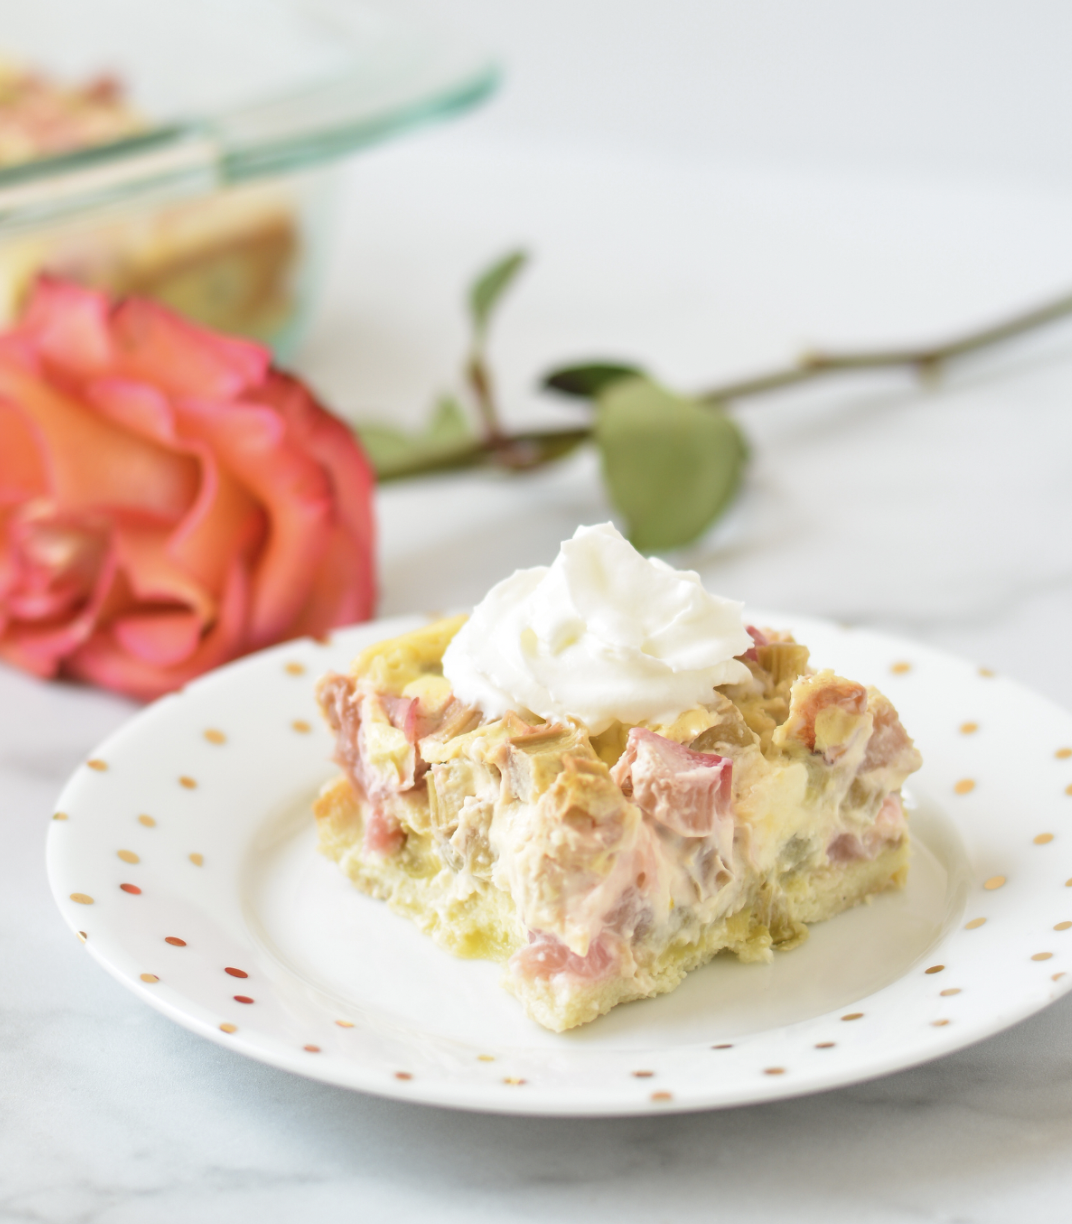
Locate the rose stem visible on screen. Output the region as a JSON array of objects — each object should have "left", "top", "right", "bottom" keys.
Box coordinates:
[
  {"left": 377, "top": 282, "right": 1072, "bottom": 481},
  {"left": 466, "top": 350, "right": 504, "bottom": 444},
  {"left": 373, "top": 427, "right": 590, "bottom": 483},
  {"left": 697, "top": 285, "right": 1072, "bottom": 406}
]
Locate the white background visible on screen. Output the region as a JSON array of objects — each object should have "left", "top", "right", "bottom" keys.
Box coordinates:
[{"left": 402, "top": 0, "right": 1072, "bottom": 186}]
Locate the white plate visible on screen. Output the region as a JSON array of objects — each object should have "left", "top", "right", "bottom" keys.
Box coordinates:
[{"left": 47, "top": 613, "right": 1072, "bottom": 1116}]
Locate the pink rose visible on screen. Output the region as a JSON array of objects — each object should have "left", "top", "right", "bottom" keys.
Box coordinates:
[{"left": 0, "top": 280, "right": 375, "bottom": 700}]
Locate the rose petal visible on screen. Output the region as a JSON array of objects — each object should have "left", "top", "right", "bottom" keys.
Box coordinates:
[
  {"left": 20, "top": 279, "right": 113, "bottom": 376},
  {"left": 67, "top": 552, "right": 250, "bottom": 700},
  {"left": 3, "top": 505, "right": 110, "bottom": 621},
  {"left": 176, "top": 395, "right": 334, "bottom": 647},
  {"left": 288, "top": 519, "right": 374, "bottom": 637},
  {"left": 0, "top": 510, "right": 13, "bottom": 602},
  {"left": 0, "top": 354, "right": 199, "bottom": 522},
  {"left": 167, "top": 443, "right": 264, "bottom": 594},
  {"left": 87, "top": 378, "right": 265, "bottom": 593},
  {"left": 112, "top": 523, "right": 216, "bottom": 624},
  {"left": 253, "top": 371, "right": 376, "bottom": 625},
  {"left": 85, "top": 376, "right": 179, "bottom": 446},
  {"left": 0, "top": 400, "right": 47, "bottom": 503},
  {"left": 0, "top": 529, "right": 120, "bottom": 678},
  {"left": 110, "top": 296, "right": 270, "bottom": 400},
  {"left": 112, "top": 609, "right": 204, "bottom": 667}
]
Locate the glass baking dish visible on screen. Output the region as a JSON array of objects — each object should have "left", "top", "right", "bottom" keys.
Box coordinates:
[{"left": 0, "top": 0, "right": 496, "bottom": 357}]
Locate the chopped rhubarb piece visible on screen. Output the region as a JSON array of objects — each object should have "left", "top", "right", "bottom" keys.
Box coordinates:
[
  {"left": 826, "top": 794, "right": 907, "bottom": 863},
  {"left": 785, "top": 675, "right": 867, "bottom": 752},
  {"left": 316, "top": 672, "right": 365, "bottom": 794},
  {"left": 511, "top": 933, "right": 615, "bottom": 982},
  {"left": 612, "top": 727, "right": 733, "bottom": 838},
  {"left": 861, "top": 698, "right": 920, "bottom": 777},
  {"left": 364, "top": 804, "right": 406, "bottom": 856},
  {"left": 742, "top": 623, "right": 769, "bottom": 661},
  {"left": 381, "top": 694, "right": 418, "bottom": 741}
]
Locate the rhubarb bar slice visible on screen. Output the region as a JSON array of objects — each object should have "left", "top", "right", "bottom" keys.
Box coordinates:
[{"left": 313, "top": 617, "right": 921, "bottom": 1032}]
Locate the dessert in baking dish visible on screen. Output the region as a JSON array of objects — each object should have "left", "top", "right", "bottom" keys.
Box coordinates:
[
  {"left": 0, "top": 60, "right": 299, "bottom": 343},
  {"left": 314, "top": 525, "right": 921, "bottom": 1032}
]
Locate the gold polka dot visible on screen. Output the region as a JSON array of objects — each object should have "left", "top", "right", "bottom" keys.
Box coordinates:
[
  {"left": 954, "top": 779, "right": 976, "bottom": 795},
  {"left": 932, "top": 1019, "right": 950, "bottom": 1027},
  {"left": 75, "top": 931, "right": 87, "bottom": 944},
  {"left": 1055, "top": 922, "right": 1072, "bottom": 931},
  {"left": 395, "top": 1071, "right": 413, "bottom": 1080},
  {"left": 138, "top": 814, "right": 156, "bottom": 828},
  {"left": 979, "top": 667, "right": 995, "bottom": 678},
  {"left": 140, "top": 973, "right": 159, "bottom": 983},
  {"left": 292, "top": 719, "right": 312, "bottom": 734},
  {"left": 632, "top": 1070, "right": 655, "bottom": 1078},
  {"left": 70, "top": 893, "right": 94, "bottom": 905},
  {"left": 179, "top": 776, "right": 197, "bottom": 789},
  {"left": 940, "top": 988, "right": 961, "bottom": 997},
  {"left": 763, "top": 1068, "right": 786, "bottom": 1076},
  {"left": 1057, "top": 748, "right": 1072, "bottom": 759},
  {"left": 960, "top": 721, "right": 979, "bottom": 735},
  {"left": 87, "top": 759, "right": 108, "bottom": 771},
  {"left": 984, "top": 874, "right": 1007, "bottom": 890},
  {"left": 312, "top": 632, "right": 333, "bottom": 646},
  {"left": 841, "top": 1012, "right": 864, "bottom": 1021},
  {"left": 503, "top": 1077, "right": 526, "bottom": 1085},
  {"left": 52, "top": 812, "right": 68, "bottom": 821},
  {"left": 815, "top": 1042, "right": 835, "bottom": 1049},
  {"left": 477, "top": 1054, "right": 495, "bottom": 1062},
  {"left": 204, "top": 729, "right": 226, "bottom": 745},
  {"left": 117, "top": 849, "right": 139, "bottom": 864},
  {"left": 1053, "top": 973, "right": 1067, "bottom": 982},
  {"left": 1034, "top": 833, "right": 1054, "bottom": 845},
  {"left": 189, "top": 853, "right": 204, "bottom": 867},
  {"left": 651, "top": 1090, "right": 673, "bottom": 1100},
  {"left": 1065, "top": 784, "right": 1072, "bottom": 797},
  {"left": 925, "top": 965, "right": 945, "bottom": 975},
  {"left": 285, "top": 662, "right": 305, "bottom": 676},
  {"left": 335, "top": 1020, "right": 354, "bottom": 1028},
  {"left": 1032, "top": 952, "right": 1053, "bottom": 961},
  {"left": 1066, "top": 879, "right": 1072, "bottom": 888},
  {"left": 219, "top": 1023, "right": 237, "bottom": 1034},
  {"left": 965, "top": 917, "right": 987, "bottom": 928},
  {"left": 304, "top": 1044, "right": 321, "bottom": 1053},
  {"left": 890, "top": 661, "right": 912, "bottom": 675}
]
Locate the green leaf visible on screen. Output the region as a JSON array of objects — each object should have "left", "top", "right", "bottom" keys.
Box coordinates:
[
  {"left": 541, "top": 361, "right": 646, "bottom": 400},
  {"left": 468, "top": 249, "right": 528, "bottom": 340},
  {"left": 356, "top": 397, "right": 476, "bottom": 480},
  {"left": 595, "top": 377, "right": 747, "bottom": 552}
]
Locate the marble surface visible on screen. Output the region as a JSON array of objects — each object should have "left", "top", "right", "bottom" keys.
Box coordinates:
[{"left": 7, "top": 4, "right": 1072, "bottom": 1220}]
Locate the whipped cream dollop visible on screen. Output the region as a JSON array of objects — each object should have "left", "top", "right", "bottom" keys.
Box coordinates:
[{"left": 441, "top": 523, "right": 753, "bottom": 735}]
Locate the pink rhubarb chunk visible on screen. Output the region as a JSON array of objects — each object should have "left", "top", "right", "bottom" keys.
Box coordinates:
[
  {"left": 611, "top": 727, "right": 733, "bottom": 837},
  {"left": 511, "top": 933, "right": 615, "bottom": 983}
]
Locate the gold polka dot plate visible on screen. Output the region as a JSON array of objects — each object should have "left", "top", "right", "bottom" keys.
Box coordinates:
[{"left": 47, "top": 613, "right": 1072, "bottom": 1117}]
